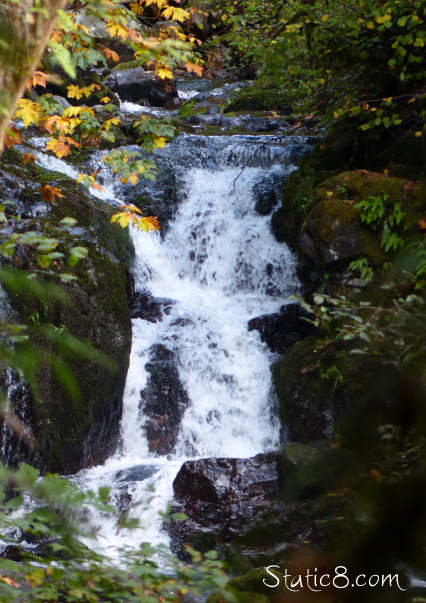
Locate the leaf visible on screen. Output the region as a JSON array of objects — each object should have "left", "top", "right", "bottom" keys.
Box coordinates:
[
  {"left": 14, "top": 99, "right": 42, "bottom": 127},
  {"left": 185, "top": 62, "right": 204, "bottom": 77},
  {"left": 39, "top": 185, "right": 64, "bottom": 203},
  {"left": 106, "top": 21, "right": 129, "bottom": 39},
  {"left": 23, "top": 152, "right": 36, "bottom": 164},
  {"left": 30, "top": 70, "right": 50, "bottom": 90},
  {"left": 68, "top": 246, "right": 88, "bottom": 267},
  {"left": 103, "top": 47, "right": 120, "bottom": 63},
  {"left": 162, "top": 6, "right": 190, "bottom": 22},
  {"left": 156, "top": 66, "right": 173, "bottom": 80},
  {"left": 46, "top": 136, "right": 79, "bottom": 158},
  {"left": 137, "top": 216, "right": 160, "bottom": 232},
  {"left": 48, "top": 41, "right": 76, "bottom": 79}
]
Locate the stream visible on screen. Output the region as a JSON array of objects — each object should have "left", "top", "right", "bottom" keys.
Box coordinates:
[{"left": 29, "top": 82, "right": 310, "bottom": 561}]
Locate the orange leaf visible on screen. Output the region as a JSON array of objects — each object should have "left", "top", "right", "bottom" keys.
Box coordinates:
[
  {"left": 23, "top": 153, "right": 36, "bottom": 164},
  {"left": 40, "top": 185, "right": 64, "bottom": 203},
  {"left": 103, "top": 47, "right": 120, "bottom": 63},
  {"left": 418, "top": 218, "right": 426, "bottom": 231}
]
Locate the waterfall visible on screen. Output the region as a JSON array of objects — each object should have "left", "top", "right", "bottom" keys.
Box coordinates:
[{"left": 21, "top": 98, "right": 308, "bottom": 560}]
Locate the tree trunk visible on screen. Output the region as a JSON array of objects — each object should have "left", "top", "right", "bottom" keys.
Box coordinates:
[{"left": 0, "top": 0, "right": 66, "bottom": 154}]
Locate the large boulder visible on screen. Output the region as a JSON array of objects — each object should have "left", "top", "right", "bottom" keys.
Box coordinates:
[
  {"left": 105, "top": 67, "right": 178, "bottom": 107},
  {"left": 139, "top": 344, "right": 189, "bottom": 455},
  {"left": 0, "top": 149, "right": 132, "bottom": 474},
  {"left": 167, "top": 453, "right": 279, "bottom": 556}
]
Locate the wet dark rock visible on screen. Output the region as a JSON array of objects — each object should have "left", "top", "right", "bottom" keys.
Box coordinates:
[
  {"left": 244, "top": 117, "right": 277, "bottom": 133},
  {"left": 130, "top": 289, "right": 175, "bottom": 322},
  {"left": 0, "top": 150, "right": 132, "bottom": 474},
  {"left": 248, "top": 303, "right": 315, "bottom": 353},
  {"left": 105, "top": 68, "right": 178, "bottom": 107},
  {"left": 114, "top": 464, "right": 159, "bottom": 482},
  {"left": 252, "top": 174, "right": 285, "bottom": 215},
  {"left": 167, "top": 453, "right": 279, "bottom": 557},
  {"left": 140, "top": 344, "right": 189, "bottom": 455}
]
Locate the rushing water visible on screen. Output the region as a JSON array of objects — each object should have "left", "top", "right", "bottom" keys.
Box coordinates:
[{"left": 22, "top": 86, "right": 307, "bottom": 560}]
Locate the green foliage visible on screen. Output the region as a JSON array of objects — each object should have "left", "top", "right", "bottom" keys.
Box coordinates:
[
  {"left": 218, "top": 0, "right": 425, "bottom": 138},
  {"left": 303, "top": 293, "right": 426, "bottom": 371},
  {"left": 348, "top": 257, "right": 374, "bottom": 283},
  {"left": 0, "top": 463, "right": 235, "bottom": 602},
  {"left": 355, "top": 194, "right": 407, "bottom": 254}
]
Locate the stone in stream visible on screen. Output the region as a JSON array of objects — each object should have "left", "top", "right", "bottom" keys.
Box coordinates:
[
  {"left": 105, "top": 67, "right": 178, "bottom": 107},
  {"left": 247, "top": 303, "right": 315, "bottom": 354},
  {"left": 114, "top": 465, "right": 159, "bottom": 482},
  {"left": 139, "top": 344, "right": 189, "bottom": 455},
  {"left": 130, "top": 289, "right": 175, "bottom": 322},
  {"left": 167, "top": 453, "right": 279, "bottom": 557}
]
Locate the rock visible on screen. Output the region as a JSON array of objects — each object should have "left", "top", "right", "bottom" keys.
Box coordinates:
[
  {"left": 105, "top": 68, "right": 178, "bottom": 107},
  {"left": 252, "top": 174, "right": 284, "bottom": 215},
  {"left": 248, "top": 303, "right": 314, "bottom": 353},
  {"left": 0, "top": 150, "right": 132, "bottom": 474},
  {"left": 139, "top": 344, "right": 189, "bottom": 455},
  {"left": 52, "top": 95, "right": 71, "bottom": 109},
  {"left": 114, "top": 465, "right": 159, "bottom": 482},
  {"left": 279, "top": 441, "right": 361, "bottom": 500},
  {"left": 130, "top": 289, "right": 175, "bottom": 322},
  {"left": 244, "top": 117, "right": 276, "bottom": 133},
  {"left": 168, "top": 453, "right": 279, "bottom": 557}
]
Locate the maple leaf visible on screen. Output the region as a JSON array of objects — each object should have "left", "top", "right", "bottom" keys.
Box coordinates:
[
  {"left": 129, "top": 172, "right": 138, "bottom": 185},
  {"left": 418, "top": 218, "right": 426, "bottom": 231},
  {"left": 4, "top": 126, "right": 22, "bottom": 148},
  {"left": 152, "top": 136, "right": 167, "bottom": 148},
  {"left": 40, "top": 185, "right": 64, "bottom": 203},
  {"left": 14, "top": 99, "right": 42, "bottom": 127},
  {"left": 162, "top": 6, "right": 189, "bottom": 22},
  {"left": 67, "top": 85, "right": 84, "bottom": 100},
  {"left": 23, "top": 152, "right": 36, "bottom": 164},
  {"left": 103, "top": 47, "right": 120, "bottom": 62},
  {"left": 185, "top": 62, "right": 204, "bottom": 77},
  {"left": 29, "top": 70, "right": 50, "bottom": 90},
  {"left": 137, "top": 216, "right": 160, "bottom": 232},
  {"left": 156, "top": 66, "right": 173, "bottom": 80},
  {"left": 130, "top": 1, "right": 144, "bottom": 15},
  {"left": 46, "top": 136, "right": 79, "bottom": 158},
  {"left": 100, "top": 96, "right": 111, "bottom": 104},
  {"left": 103, "top": 117, "right": 120, "bottom": 132},
  {"left": 62, "top": 106, "right": 94, "bottom": 118},
  {"left": 106, "top": 21, "right": 129, "bottom": 39}
]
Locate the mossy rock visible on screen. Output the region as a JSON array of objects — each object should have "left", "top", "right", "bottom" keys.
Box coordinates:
[
  {"left": 229, "top": 567, "right": 278, "bottom": 597},
  {"left": 0, "top": 150, "right": 132, "bottom": 474},
  {"left": 279, "top": 441, "right": 361, "bottom": 500}
]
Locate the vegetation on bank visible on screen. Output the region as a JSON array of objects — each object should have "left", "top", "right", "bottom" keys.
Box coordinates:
[{"left": 0, "top": 0, "right": 424, "bottom": 600}]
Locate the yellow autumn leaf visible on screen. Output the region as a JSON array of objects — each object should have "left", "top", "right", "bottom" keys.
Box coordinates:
[
  {"left": 153, "top": 136, "right": 167, "bottom": 149},
  {"left": 129, "top": 172, "right": 138, "bottom": 185},
  {"left": 157, "top": 66, "right": 173, "bottom": 79},
  {"left": 15, "top": 99, "right": 42, "bottom": 127},
  {"left": 162, "top": 6, "right": 190, "bottom": 22},
  {"left": 137, "top": 216, "right": 160, "bottom": 232},
  {"left": 63, "top": 106, "right": 94, "bottom": 118},
  {"left": 106, "top": 21, "right": 129, "bottom": 39},
  {"left": 103, "top": 117, "right": 120, "bottom": 132}
]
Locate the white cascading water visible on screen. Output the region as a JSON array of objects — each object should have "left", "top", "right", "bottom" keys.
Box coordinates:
[{"left": 23, "top": 94, "right": 304, "bottom": 560}]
